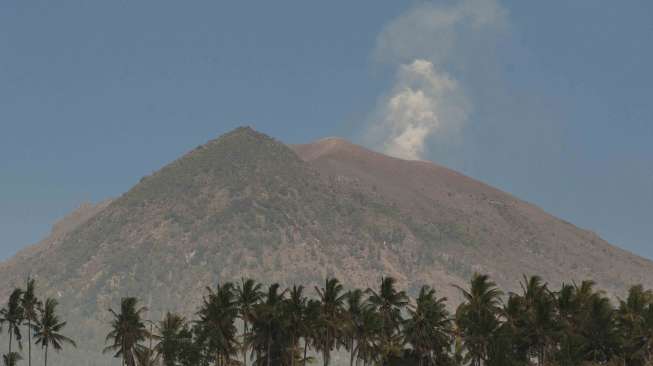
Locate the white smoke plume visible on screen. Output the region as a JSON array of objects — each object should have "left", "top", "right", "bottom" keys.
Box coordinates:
[
  {"left": 370, "top": 59, "right": 468, "bottom": 160},
  {"left": 367, "top": 0, "right": 507, "bottom": 160}
]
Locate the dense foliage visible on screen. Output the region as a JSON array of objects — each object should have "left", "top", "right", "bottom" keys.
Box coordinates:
[
  {"left": 5, "top": 273, "right": 653, "bottom": 365},
  {"left": 96, "top": 274, "right": 653, "bottom": 366}
]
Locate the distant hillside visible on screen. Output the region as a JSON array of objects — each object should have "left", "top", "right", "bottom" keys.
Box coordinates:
[{"left": 1, "top": 127, "right": 652, "bottom": 365}]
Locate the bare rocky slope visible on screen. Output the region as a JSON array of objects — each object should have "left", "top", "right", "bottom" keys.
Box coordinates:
[{"left": 1, "top": 127, "right": 651, "bottom": 365}]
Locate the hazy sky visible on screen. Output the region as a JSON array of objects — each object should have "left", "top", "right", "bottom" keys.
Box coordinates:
[{"left": 1, "top": 1, "right": 652, "bottom": 260}]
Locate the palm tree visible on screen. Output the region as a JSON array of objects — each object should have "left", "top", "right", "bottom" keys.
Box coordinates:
[
  {"left": 197, "top": 282, "right": 240, "bottom": 366},
  {"left": 0, "top": 288, "right": 25, "bottom": 355},
  {"left": 302, "top": 299, "right": 321, "bottom": 366},
  {"left": 581, "top": 293, "right": 621, "bottom": 364},
  {"left": 355, "top": 305, "right": 383, "bottom": 366},
  {"left": 366, "top": 277, "right": 408, "bottom": 363},
  {"left": 637, "top": 302, "right": 653, "bottom": 366},
  {"left": 22, "top": 278, "right": 41, "bottom": 366},
  {"left": 156, "top": 312, "right": 186, "bottom": 366},
  {"left": 176, "top": 325, "right": 202, "bottom": 366},
  {"left": 344, "top": 289, "right": 364, "bottom": 366},
  {"left": 236, "top": 278, "right": 262, "bottom": 366},
  {"left": 285, "top": 285, "right": 307, "bottom": 366},
  {"left": 247, "top": 283, "right": 287, "bottom": 366},
  {"left": 561, "top": 280, "right": 612, "bottom": 365},
  {"left": 496, "top": 294, "right": 529, "bottom": 365},
  {"left": 2, "top": 352, "right": 22, "bottom": 366},
  {"left": 33, "top": 298, "right": 76, "bottom": 366},
  {"left": 454, "top": 273, "right": 503, "bottom": 366},
  {"left": 617, "top": 285, "right": 653, "bottom": 366},
  {"left": 554, "top": 282, "right": 586, "bottom": 366},
  {"left": 104, "top": 297, "right": 150, "bottom": 366},
  {"left": 403, "top": 286, "right": 452, "bottom": 366},
  {"left": 315, "top": 277, "right": 347, "bottom": 366},
  {"left": 518, "top": 275, "right": 558, "bottom": 366}
]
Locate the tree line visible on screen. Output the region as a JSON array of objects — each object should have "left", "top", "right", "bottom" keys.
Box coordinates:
[
  {"left": 103, "top": 274, "right": 653, "bottom": 366},
  {"left": 0, "top": 279, "right": 75, "bottom": 366}
]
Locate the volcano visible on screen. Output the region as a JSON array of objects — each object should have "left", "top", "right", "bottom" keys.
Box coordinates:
[{"left": 2, "top": 127, "right": 651, "bottom": 365}]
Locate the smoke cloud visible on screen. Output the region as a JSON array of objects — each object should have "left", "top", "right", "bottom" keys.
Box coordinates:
[
  {"left": 369, "top": 59, "right": 468, "bottom": 160},
  {"left": 367, "top": 0, "right": 507, "bottom": 160}
]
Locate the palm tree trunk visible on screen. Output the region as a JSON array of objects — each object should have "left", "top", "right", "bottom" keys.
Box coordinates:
[
  {"left": 44, "top": 344, "right": 48, "bottom": 366},
  {"left": 323, "top": 329, "right": 330, "bottom": 366},
  {"left": 349, "top": 346, "right": 355, "bottom": 366},
  {"left": 8, "top": 327, "right": 12, "bottom": 354},
  {"left": 349, "top": 339, "right": 355, "bottom": 366},
  {"left": 243, "top": 321, "right": 248, "bottom": 366},
  {"left": 303, "top": 340, "right": 308, "bottom": 366},
  {"left": 540, "top": 346, "right": 544, "bottom": 366},
  {"left": 291, "top": 336, "right": 296, "bottom": 366},
  {"left": 28, "top": 319, "right": 32, "bottom": 366},
  {"left": 267, "top": 332, "right": 271, "bottom": 366}
]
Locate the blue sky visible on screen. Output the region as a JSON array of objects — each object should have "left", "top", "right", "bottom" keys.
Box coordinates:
[{"left": 1, "top": 1, "right": 652, "bottom": 260}]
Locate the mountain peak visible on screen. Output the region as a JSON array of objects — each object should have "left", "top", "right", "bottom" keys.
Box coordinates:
[
  {"left": 201, "top": 126, "right": 273, "bottom": 149},
  {"left": 220, "top": 125, "right": 266, "bottom": 139},
  {"left": 120, "top": 127, "right": 301, "bottom": 206}
]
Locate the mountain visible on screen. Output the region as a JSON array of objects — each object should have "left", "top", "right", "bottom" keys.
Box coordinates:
[{"left": 1, "top": 127, "right": 652, "bottom": 365}]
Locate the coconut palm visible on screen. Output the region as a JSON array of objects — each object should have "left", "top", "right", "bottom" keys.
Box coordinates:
[
  {"left": 574, "top": 280, "right": 600, "bottom": 315},
  {"left": 236, "top": 278, "right": 262, "bottom": 366},
  {"left": 344, "top": 289, "right": 365, "bottom": 366},
  {"left": 22, "top": 278, "right": 41, "bottom": 366},
  {"left": 454, "top": 273, "right": 503, "bottom": 366},
  {"left": 555, "top": 283, "right": 585, "bottom": 366},
  {"left": 247, "top": 283, "right": 287, "bottom": 366},
  {"left": 355, "top": 305, "right": 383, "bottom": 366},
  {"left": 518, "top": 275, "right": 558, "bottom": 366},
  {"left": 156, "top": 312, "right": 186, "bottom": 366},
  {"left": 403, "top": 285, "right": 452, "bottom": 366},
  {"left": 637, "top": 303, "right": 653, "bottom": 366},
  {"left": 302, "top": 299, "right": 321, "bottom": 366},
  {"left": 285, "top": 285, "right": 307, "bottom": 366},
  {"left": 104, "top": 297, "right": 150, "bottom": 366},
  {"left": 496, "top": 294, "right": 529, "bottom": 365},
  {"left": 197, "top": 282, "right": 240, "bottom": 366},
  {"left": 2, "top": 352, "right": 22, "bottom": 366},
  {"left": 366, "top": 277, "right": 408, "bottom": 363},
  {"left": 581, "top": 293, "right": 621, "bottom": 364},
  {"left": 0, "top": 288, "right": 25, "bottom": 355},
  {"left": 176, "top": 325, "right": 202, "bottom": 366},
  {"left": 617, "top": 285, "right": 653, "bottom": 366},
  {"left": 33, "top": 298, "right": 76, "bottom": 366},
  {"left": 315, "top": 277, "right": 347, "bottom": 366}
]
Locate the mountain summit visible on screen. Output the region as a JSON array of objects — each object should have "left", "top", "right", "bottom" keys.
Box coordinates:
[{"left": 2, "top": 127, "right": 652, "bottom": 365}]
